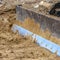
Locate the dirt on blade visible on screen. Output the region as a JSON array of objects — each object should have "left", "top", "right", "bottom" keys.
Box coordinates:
[{"left": 0, "top": 0, "right": 60, "bottom": 60}]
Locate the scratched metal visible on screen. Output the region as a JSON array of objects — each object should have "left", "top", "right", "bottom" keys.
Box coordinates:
[
  {"left": 16, "top": 5, "right": 60, "bottom": 38},
  {"left": 12, "top": 24, "right": 60, "bottom": 56}
]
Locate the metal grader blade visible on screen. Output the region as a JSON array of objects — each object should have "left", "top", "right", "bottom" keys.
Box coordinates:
[
  {"left": 16, "top": 5, "right": 60, "bottom": 38},
  {"left": 12, "top": 3, "right": 60, "bottom": 56}
]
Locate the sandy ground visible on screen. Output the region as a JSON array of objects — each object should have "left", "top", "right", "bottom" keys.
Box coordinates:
[
  {"left": 19, "top": 0, "right": 60, "bottom": 16},
  {"left": 0, "top": 0, "right": 60, "bottom": 15}
]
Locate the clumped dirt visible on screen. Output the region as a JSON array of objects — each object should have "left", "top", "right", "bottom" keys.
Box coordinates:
[
  {"left": 0, "top": 0, "right": 60, "bottom": 15},
  {"left": 21, "top": 0, "right": 60, "bottom": 15},
  {"left": 0, "top": 7, "right": 60, "bottom": 60}
]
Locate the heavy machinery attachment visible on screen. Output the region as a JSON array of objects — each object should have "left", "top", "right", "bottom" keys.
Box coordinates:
[
  {"left": 12, "top": 1, "right": 60, "bottom": 56},
  {"left": 16, "top": 2, "right": 60, "bottom": 38}
]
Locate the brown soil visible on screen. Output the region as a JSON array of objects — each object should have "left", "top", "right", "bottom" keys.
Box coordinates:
[{"left": 0, "top": 7, "right": 60, "bottom": 60}]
